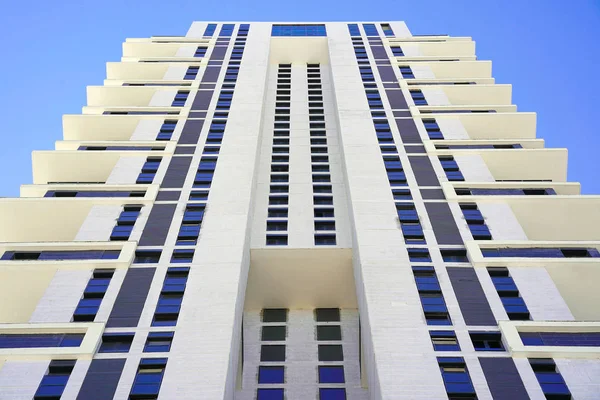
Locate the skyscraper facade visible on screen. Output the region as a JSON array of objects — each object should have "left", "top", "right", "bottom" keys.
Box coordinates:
[{"left": 0, "top": 20, "right": 598, "bottom": 400}]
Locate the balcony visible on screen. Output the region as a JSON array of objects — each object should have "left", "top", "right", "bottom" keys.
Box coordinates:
[{"left": 62, "top": 115, "right": 183, "bottom": 142}]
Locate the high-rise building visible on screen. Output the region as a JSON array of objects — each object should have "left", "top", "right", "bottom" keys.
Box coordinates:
[{"left": 0, "top": 20, "right": 598, "bottom": 400}]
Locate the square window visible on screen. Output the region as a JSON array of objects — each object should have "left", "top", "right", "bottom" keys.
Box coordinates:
[
  {"left": 262, "top": 326, "right": 286, "bottom": 341},
  {"left": 470, "top": 332, "right": 505, "bottom": 351},
  {"left": 99, "top": 333, "right": 134, "bottom": 353},
  {"left": 263, "top": 308, "right": 288, "bottom": 323},
  {"left": 144, "top": 332, "right": 174, "bottom": 353},
  {"left": 319, "top": 388, "right": 346, "bottom": 400},
  {"left": 318, "top": 344, "right": 344, "bottom": 361},
  {"left": 430, "top": 331, "right": 460, "bottom": 351},
  {"left": 260, "top": 345, "right": 286, "bottom": 362},
  {"left": 266, "top": 235, "right": 288, "bottom": 246},
  {"left": 318, "top": 366, "right": 345, "bottom": 383},
  {"left": 134, "top": 250, "right": 161, "bottom": 264},
  {"left": 315, "top": 308, "right": 340, "bottom": 322},
  {"left": 171, "top": 250, "right": 194, "bottom": 263},
  {"left": 317, "top": 325, "right": 342, "bottom": 341},
  {"left": 258, "top": 366, "right": 285, "bottom": 384},
  {"left": 257, "top": 388, "right": 284, "bottom": 400}
]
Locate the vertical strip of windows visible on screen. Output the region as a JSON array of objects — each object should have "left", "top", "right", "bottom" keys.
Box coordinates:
[
  {"left": 171, "top": 91, "right": 189, "bottom": 107},
  {"left": 258, "top": 309, "right": 287, "bottom": 399},
  {"left": 529, "top": 358, "right": 572, "bottom": 400},
  {"left": 410, "top": 89, "right": 428, "bottom": 106},
  {"left": 347, "top": 23, "right": 360, "bottom": 37},
  {"left": 34, "top": 360, "right": 76, "bottom": 400},
  {"left": 194, "top": 46, "right": 207, "bottom": 58},
  {"left": 381, "top": 23, "right": 394, "bottom": 37},
  {"left": 399, "top": 65, "right": 415, "bottom": 78},
  {"left": 316, "top": 308, "right": 346, "bottom": 399},
  {"left": 110, "top": 205, "right": 142, "bottom": 241},
  {"left": 308, "top": 64, "right": 336, "bottom": 246},
  {"left": 184, "top": 66, "right": 199, "bottom": 80},
  {"left": 439, "top": 156, "right": 465, "bottom": 181},
  {"left": 203, "top": 23, "right": 217, "bottom": 37},
  {"left": 423, "top": 118, "right": 444, "bottom": 140},
  {"left": 129, "top": 358, "right": 168, "bottom": 399},
  {"left": 390, "top": 46, "right": 404, "bottom": 57},
  {"left": 219, "top": 23, "right": 235, "bottom": 37},
  {"left": 156, "top": 120, "right": 177, "bottom": 141},
  {"left": 437, "top": 357, "right": 477, "bottom": 399},
  {"left": 267, "top": 64, "right": 291, "bottom": 246},
  {"left": 151, "top": 267, "right": 189, "bottom": 327},
  {"left": 487, "top": 267, "right": 531, "bottom": 320},
  {"left": 136, "top": 157, "right": 162, "bottom": 184},
  {"left": 460, "top": 203, "right": 492, "bottom": 240},
  {"left": 73, "top": 268, "right": 115, "bottom": 322},
  {"left": 412, "top": 264, "right": 452, "bottom": 325},
  {"left": 362, "top": 23, "right": 379, "bottom": 37}
]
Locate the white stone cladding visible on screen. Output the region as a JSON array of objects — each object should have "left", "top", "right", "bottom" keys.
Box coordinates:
[
  {"left": 478, "top": 202, "right": 528, "bottom": 240},
  {"left": 74, "top": 204, "right": 123, "bottom": 241},
  {"left": 0, "top": 361, "right": 50, "bottom": 400},
  {"left": 509, "top": 267, "right": 574, "bottom": 321},
  {"left": 454, "top": 154, "right": 495, "bottom": 182},
  {"left": 327, "top": 22, "right": 447, "bottom": 399},
  {"left": 400, "top": 43, "right": 422, "bottom": 57},
  {"left": 130, "top": 119, "right": 164, "bottom": 140},
  {"left": 389, "top": 22, "right": 411, "bottom": 37},
  {"left": 410, "top": 64, "right": 436, "bottom": 79},
  {"left": 148, "top": 90, "right": 177, "bottom": 107},
  {"left": 436, "top": 117, "right": 470, "bottom": 139},
  {"left": 174, "top": 45, "right": 197, "bottom": 58},
  {"left": 29, "top": 269, "right": 92, "bottom": 323},
  {"left": 555, "top": 359, "right": 600, "bottom": 400},
  {"left": 158, "top": 22, "right": 271, "bottom": 400},
  {"left": 162, "top": 65, "right": 188, "bottom": 81},
  {"left": 421, "top": 87, "right": 451, "bottom": 106},
  {"left": 105, "top": 156, "right": 147, "bottom": 184}
]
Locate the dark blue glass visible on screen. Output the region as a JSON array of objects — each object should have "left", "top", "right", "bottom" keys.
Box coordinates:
[
  {"left": 203, "top": 24, "right": 217, "bottom": 37},
  {"left": 362, "top": 24, "right": 378, "bottom": 36},
  {"left": 258, "top": 366, "right": 285, "bottom": 384},
  {"left": 257, "top": 388, "right": 284, "bottom": 400},
  {"left": 347, "top": 24, "right": 360, "bottom": 36},
  {"left": 318, "top": 366, "right": 345, "bottom": 383},
  {"left": 319, "top": 388, "right": 347, "bottom": 400}
]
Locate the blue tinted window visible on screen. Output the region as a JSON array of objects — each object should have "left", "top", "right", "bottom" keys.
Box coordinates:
[
  {"left": 0, "top": 334, "right": 84, "bottom": 349},
  {"left": 318, "top": 366, "right": 345, "bottom": 383},
  {"left": 258, "top": 366, "right": 284, "bottom": 384},
  {"left": 381, "top": 24, "right": 394, "bottom": 37},
  {"left": 430, "top": 331, "right": 460, "bottom": 351},
  {"left": 272, "top": 24, "right": 326, "bottom": 37},
  {"left": 144, "top": 332, "right": 174, "bottom": 353},
  {"left": 219, "top": 24, "right": 235, "bottom": 37},
  {"left": 521, "top": 332, "right": 600, "bottom": 347},
  {"left": 438, "top": 357, "right": 476, "bottom": 396},
  {"left": 408, "top": 248, "right": 431, "bottom": 262},
  {"left": 34, "top": 360, "right": 76, "bottom": 400},
  {"left": 347, "top": 24, "right": 360, "bottom": 36},
  {"left": 203, "top": 24, "right": 217, "bottom": 37},
  {"left": 130, "top": 359, "right": 167, "bottom": 397},
  {"left": 257, "top": 388, "right": 284, "bottom": 400},
  {"left": 362, "top": 24, "right": 378, "bottom": 36},
  {"left": 319, "top": 388, "right": 347, "bottom": 400},
  {"left": 529, "top": 358, "right": 572, "bottom": 398},
  {"left": 99, "top": 333, "right": 134, "bottom": 353}
]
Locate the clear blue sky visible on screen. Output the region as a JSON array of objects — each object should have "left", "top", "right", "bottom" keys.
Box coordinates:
[{"left": 0, "top": 0, "right": 598, "bottom": 195}]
